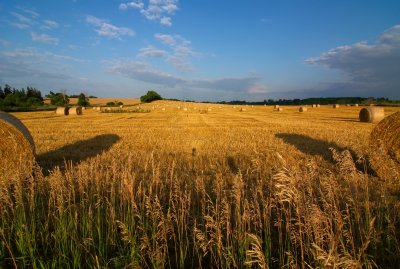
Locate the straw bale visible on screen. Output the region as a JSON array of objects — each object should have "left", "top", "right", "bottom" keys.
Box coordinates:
[
  {"left": 317, "top": 104, "right": 321, "bottom": 107},
  {"left": 277, "top": 107, "right": 283, "bottom": 112},
  {"left": 56, "top": 106, "right": 69, "bottom": 115},
  {"left": 274, "top": 105, "right": 279, "bottom": 109},
  {"left": 359, "top": 107, "right": 385, "bottom": 123},
  {"left": 369, "top": 112, "right": 400, "bottom": 182},
  {"left": 333, "top": 104, "right": 340, "bottom": 108},
  {"left": 299, "top": 106, "right": 307, "bottom": 112},
  {"left": 69, "top": 106, "right": 83, "bottom": 115},
  {"left": 312, "top": 104, "right": 317, "bottom": 108},
  {"left": 354, "top": 104, "right": 359, "bottom": 107},
  {"left": 0, "top": 111, "right": 35, "bottom": 181}
]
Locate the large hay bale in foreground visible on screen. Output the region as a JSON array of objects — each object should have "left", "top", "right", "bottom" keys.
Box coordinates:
[
  {"left": 359, "top": 107, "right": 385, "bottom": 123},
  {"left": 56, "top": 107, "right": 69, "bottom": 115},
  {"left": 0, "top": 111, "right": 35, "bottom": 181},
  {"left": 369, "top": 112, "right": 400, "bottom": 182},
  {"left": 299, "top": 106, "right": 307, "bottom": 112},
  {"left": 69, "top": 106, "right": 83, "bottom": 115}
]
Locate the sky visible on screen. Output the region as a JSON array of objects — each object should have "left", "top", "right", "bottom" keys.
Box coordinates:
[{"left": 0, "top": 0, "right": 399, "bottom": 101}]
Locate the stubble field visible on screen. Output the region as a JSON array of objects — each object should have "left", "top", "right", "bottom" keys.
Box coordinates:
[{"left": 1, "top": 101, "right": 400, "bottom": 268}]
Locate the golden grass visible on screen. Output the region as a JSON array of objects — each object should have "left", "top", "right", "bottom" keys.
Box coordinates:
[{"left": 1, "top": 102, "right": 400, "bottom": 268}]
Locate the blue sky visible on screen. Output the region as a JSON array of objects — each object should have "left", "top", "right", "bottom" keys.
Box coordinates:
[{"left": 0, "top": 0, "right": 399, "bottom": 101}]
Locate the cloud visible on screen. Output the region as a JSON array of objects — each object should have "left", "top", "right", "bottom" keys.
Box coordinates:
[
  {"left": 106, "top": 60, "right": 185, "bottom": 86},
  {"left": 0, "top": 48, "right": 74, "bottom": 80},
  {"left": 119, "top": 1, "right": 144, "bottom": 10},
  {"left": 86, "top": 15, "right": 135, "bottom": 39},
  {"left": 42, "top": 20, "right": 59, "bottom": 29},
  {"left": 31, "top": 32, "right": 59, "bottom": 45},
  {"left": 119, "top": 0, "right": 178, "bottom": 26},
  {"left": 150, "top": 33, "right": 197, "bottom": 71},
  {"left": 190, "top": 77, "right": 266, "bottom": 93},
  {"left": 138, "top": 45, "right": 167, "bottom": 57},
  {"left": 154, "top": 33, "right": 175, "bottom": 46},
  {"left": 10, "top": 11, "right": 33, "bottom": 29},
  {"left": 305, "top": 25, "right": 400, "bottom": 98},
  {"left": 106, "top": 59, "right": 268, "bottom": 95}
]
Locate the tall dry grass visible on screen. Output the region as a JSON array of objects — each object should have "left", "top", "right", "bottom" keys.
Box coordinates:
[{"left": 1, "top": 104, "right": 399, "bottom": 268}]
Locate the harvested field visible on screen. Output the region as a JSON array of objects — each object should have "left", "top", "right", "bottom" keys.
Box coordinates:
[{"left": 2, "top": 102, "right": 400, "bottom": 268}]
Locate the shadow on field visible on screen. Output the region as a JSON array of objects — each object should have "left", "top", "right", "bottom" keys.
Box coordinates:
[
  {"left": 36, "top": 134, "right": 120, "bottom": 175},
  {"left": 275, "top": 133, "right": 376, "bottom": 175}
]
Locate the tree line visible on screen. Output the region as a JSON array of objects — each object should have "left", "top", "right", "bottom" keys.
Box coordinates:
[
  {"left": 0, "top": 84, "right": 43, "bottom": 108},
  {"left": 217, "top": 97, "right": 400, "bottom": 106}
]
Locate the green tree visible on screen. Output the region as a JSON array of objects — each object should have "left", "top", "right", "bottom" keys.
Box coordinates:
[
  {"left": 49, "top": 92, "right": 69, "bottom": 106},
  {"left": 140, "top": 90, "right": 162, "bottom": 103},
  {"left": 77, "top": 93, "right": 90, "bottom": 106}
]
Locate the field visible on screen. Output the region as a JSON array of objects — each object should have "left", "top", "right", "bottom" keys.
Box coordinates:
[{"left": 1, "top": 102, "right": 400, "bottom": 268}]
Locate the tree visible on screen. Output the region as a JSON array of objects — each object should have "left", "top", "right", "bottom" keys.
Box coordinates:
[
  {"left": 49, "top": 91, "right": 69, "bottom": 106},
  {"left": 77, "top": 93, "right": 90, "bottom": 106},
  {"left": 140, "top": 90, "right": 162, "bottom": 103}
]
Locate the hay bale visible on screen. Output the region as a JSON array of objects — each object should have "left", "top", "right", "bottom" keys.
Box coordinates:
[
  {"left": 359, "top": 107, "right": 385, "bottom": 123},
  {"left": 317, "top": 104, "right": 321, "bottom": 107},
  {"left": 299, "top": 106, "right": 307, "bottom": 112},
  {"left": 312, "top": 104, "right": 317, "bottom": 108},
  {"left": 56, "top": 107, "right": 69, "bottom": 115},
  {"left": 240, "top": 108, "right": 246, "bottom": 112},
  {"left": 369, "top": 111, "right": 400, "bottom": 182},
  {"left": 354, "top": 104, "right": 359, "bottom": 107},
  {"left": 333, "top": 104, "right": 340, "bottom": 108},
  {"left": 274, "top": 105, "right": 279, "bottom": 109},
  {"left": 0, "top": 111, "right": 35, "bottom": 181},
  {"left": 277, "top": 107, "right": 283, "bottom": 112},
  {"left": 69, "top": 106, "right": 83, "bottom": 115}
]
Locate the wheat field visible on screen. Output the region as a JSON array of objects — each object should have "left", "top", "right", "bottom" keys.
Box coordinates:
[{"left": 1, "top": 102, "right": 400, "bottom": 268}]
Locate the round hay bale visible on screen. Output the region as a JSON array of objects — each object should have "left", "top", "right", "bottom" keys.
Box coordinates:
[
  {"left": 333, "top": 104, "right": 340, "bottom": 108},
  {"left": 69, "top": 106, "right": 83, "bottom": 115},
  {"left": 274, "top": 105, "right": 279, "bottom": 109},
  {"left": 369, "top": 111, "right": 400, "bottom": 182},
  {"left": 56, "top": 106, "right": 69, "bottom": 115},
  {"left": 317, "top": 104, "right": 321, "bottom": 107},
  {"left": 312, "top": 104, "right": 317, "bottom": 108},
  {"left": 359, "top": 107, "right": 385, "bottom": 123},
  {"left": 299, "top": 106, "right": 307, "bottom": 112},
  {"left": 0, "top": 111, "right": 35, "bottom": 181},
  {"left": 240, "top": 108, "right": 246, "bottom": 112},
  {"left": 277, "top": 107, "right": 283, "bottom": 112},
  {"left": 354, "top": 104, "right": 359, "bottom": 107}
]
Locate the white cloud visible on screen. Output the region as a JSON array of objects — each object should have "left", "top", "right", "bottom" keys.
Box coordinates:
[
  {"left": 42, "top": 20, "right": 59, "bottom": 29},
  {"left": 19, "top": 7, "right": 40, "bottom": 19},
  {"left": 106, "top": 60, "right": 185, "bottom": 86},
  {"left": 160, "top": 16, "right": 172, "bottom": 26},
  {"left": 0, "top": 48, "right": 80, "bottom": 81},
  {"left": 31, "top": 32, "right": 59, "bottom": 45},
  {"left": 106, "top": 59, "right": 268, "bottom": 95},
  {"left": 86, "top": 15, "right": 135, "bottom": 39},
  {"left": 138, "top": 45, "right": 167, "bottom": 57},
  {"left": 119, "top": 1, "right": 144, "bottom": 10},
  {"left": 154, "top": 33, "right": 175, "bottom": 46},
  {"left": 10, "top": 11, "right": 33, "bottom": 29},
  {"left": 150, "top": 33, "right": 197, "bottom": 71},
  {"left": 247, "top": 84, "right": 268, "bottom": 94},
  {"left": 120, "top": 0, "right": 178, "bottom": 26},
  {"left": 305, "top": 25, "right": 400, "bottom": 98}
]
